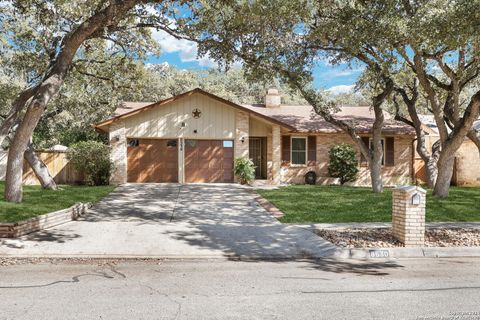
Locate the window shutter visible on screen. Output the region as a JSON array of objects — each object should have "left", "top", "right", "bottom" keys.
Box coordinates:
[
  {"left": 281, "top": 136, "right": 290, "bottom": 164},
  {"left": 308, "top": 136, "right": 316, "bottom": 165},
  {"left": 385, "top": 137, "right": 395, "bottom": 166},
  {"left": 360, "top": 136, "right": 370, "bottom": 165}
]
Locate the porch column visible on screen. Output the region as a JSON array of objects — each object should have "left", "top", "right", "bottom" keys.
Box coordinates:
[
  {"left": 235, "top": 111, "right": 250, "bottom": 159},
  {"left": 234, "top": 111, "right": 250, "bottom": 183},
  {"left": 272, "top": 125, "right": 281, "bottom": 184},
  {"left": 109, "top": 121, "right": 127, "bottom": 184}
]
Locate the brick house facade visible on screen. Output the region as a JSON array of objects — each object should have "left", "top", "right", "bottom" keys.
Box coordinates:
[{"left": 95, "top": 88, "right": 416, "bottom": 186}]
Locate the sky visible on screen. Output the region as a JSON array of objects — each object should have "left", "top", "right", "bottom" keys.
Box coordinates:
[{"left": 147, "top": 28, "right": 363, "bottom": 95}]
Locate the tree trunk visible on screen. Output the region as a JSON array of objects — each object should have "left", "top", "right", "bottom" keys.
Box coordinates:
[
  {"left": 368, "top": 79, "right": 393, "bottom": 193},
  {"left": 0, "top": 86, "right": 37, "bottom": 146},
  {"left": 424, "top": 140, "right": 441, "bottom": 188},
  {"left": 24, "top": 142, "right": 57, "bottom": 190},
  {"left": 433, "top": 154, "right": 455, "bottom": 198},
  {"left": 369, "top": 158, "right": 383, "bottom": 193},
  {"left": 425, "top": 158, "right": 438, "bottom": 188},
  {"left": 5, "top": 102, "right": 47, "bottom": 202},
  {"left": 369, "top": 125, "right": 384, "bottom": 193},
  {"left": 4, "top": 0, "right": 139, "bottom": 202}
]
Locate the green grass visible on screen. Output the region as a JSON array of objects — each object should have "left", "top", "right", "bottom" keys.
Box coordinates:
[
  {"left": 0, "top": 182, "right": 115, "bottom": 223},
  {"left": 257, "top": 185, "right": 480, "bottom": 223}
]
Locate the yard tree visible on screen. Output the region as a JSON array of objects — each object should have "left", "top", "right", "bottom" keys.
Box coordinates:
[
  {"left": 343, "top": 2, "right": 480, "bottom": 196},
  {"left": 30, "top": 62, "right": 307, "bottom": 149},
  {"left": 340, "top": 1, "right": 480, "bottom": 197},
  {"left": 176, "top": 0, "right": 480, "bottom": 197},
  {"left": 0, "top": 0, "right": 187, "bottom": 202},
  {"left": 173, "top": 0, "right": 396, "bottom": 193}
]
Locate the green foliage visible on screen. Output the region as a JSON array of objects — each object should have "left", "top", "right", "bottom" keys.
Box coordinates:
[
  {"left": 328, "top": 144, "right": 359, "bottom": 184},
  {"left": 67, "top": 141, "right": 113, "bottom": 186},
  {"left": 257, "top": 186, "right": 480, "bottom": 224},
  {"left": 234, "top": 157, "right": 255, "bottom": 185},
  {"left": 0, "top": 182, "right": 114, "bottom": 223}
]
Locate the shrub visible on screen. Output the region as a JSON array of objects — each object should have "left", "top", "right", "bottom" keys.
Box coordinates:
[
  {"left": 234, "top": 157, "right": 255, "bottom": 185},
  {"left": 328, "top": 143, "right": 359, "bottom": 184},
  {"left": 67, "top": 141, "right": 113, "bottom": 186}
]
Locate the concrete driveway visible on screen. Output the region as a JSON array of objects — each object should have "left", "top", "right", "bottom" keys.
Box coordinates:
[{"left": 0, "top": 184, "right": 336, "bottom": 259}]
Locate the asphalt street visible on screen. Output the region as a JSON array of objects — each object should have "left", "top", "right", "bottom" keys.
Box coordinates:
[{"left": 1, "top": 258, "right": 480, "bottom": 319}]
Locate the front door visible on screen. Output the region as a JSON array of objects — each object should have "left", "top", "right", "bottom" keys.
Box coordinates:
[{"left": 249, "top": 137, "right": 267, "bottom": 179}]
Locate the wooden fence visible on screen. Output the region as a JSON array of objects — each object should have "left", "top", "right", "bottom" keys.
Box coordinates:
[
  {"left": 414, "top": 157, "right": 457, "bottom": 186},
  {"left": 22, "top": 151, "right": 83, "bottom": 185},
  {"left": 0, "top": 150, "right": 82, "bottom": 185}
]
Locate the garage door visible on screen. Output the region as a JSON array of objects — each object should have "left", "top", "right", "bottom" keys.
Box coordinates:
[
  {"left": 127, "top": 138, "right": 178, "bottom": 182},
  {"left": 184, "top": 139, "right": 234, "bottom": 183}
]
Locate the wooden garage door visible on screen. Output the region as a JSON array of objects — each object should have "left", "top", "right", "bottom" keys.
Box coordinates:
[
  {"left": 127, "top": 138, "right": 178, "bottom": 182},
  {"left": 184, "top": 139, "right": 234, "bottom": 183}
]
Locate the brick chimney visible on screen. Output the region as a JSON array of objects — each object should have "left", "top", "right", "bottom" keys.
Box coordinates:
[{"left": 265, "top": 88, "right": 281, "bottom": 108}]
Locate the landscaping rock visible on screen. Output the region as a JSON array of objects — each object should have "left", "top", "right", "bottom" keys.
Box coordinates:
[{"left": 316, "top": 228, "right": 480, "bottom": 248}]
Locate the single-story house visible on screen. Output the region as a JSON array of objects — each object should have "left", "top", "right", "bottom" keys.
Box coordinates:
[
  {"left": 95, "top": 88, "right": 416, "bottom": 185},
  {"left": 415, "top": 115, "right": 480, "bottom": 186}
]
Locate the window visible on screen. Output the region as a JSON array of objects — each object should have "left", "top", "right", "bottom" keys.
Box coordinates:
[
  {"left": 291, "top": 137, "right": 307, "bottom": 165},
  {"left": 167, "top": 140, "right": 177, "bottom": 147},
  {"left": 185, "top": 139, "right": 197, "bottom": 148},
  {"left": 223, "top": 140, "right": 233, "bottom": 148},
  {"left": 369, "top": 138, "right": 385, "bottom": 166},
  {"left": 128, "top": 139, "right": 139, "bottom": 147}
]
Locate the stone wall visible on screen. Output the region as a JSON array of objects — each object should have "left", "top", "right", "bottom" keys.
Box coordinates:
[
  {"left": 234, "top": 111, "right": 249, "bottom": 159},
  {"left": 0, "top": 203, "right": 91, "bottom": 238},
  {"left": 109, "top": 121, "right": 127, "bottom": 184}
]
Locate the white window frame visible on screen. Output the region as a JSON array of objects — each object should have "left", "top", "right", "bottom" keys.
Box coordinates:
[
  {"left": 369, "top": 138, "right": 385, "bottom": 166},
  {"left": 291, "top": 136, "right": 308, "bottom": 166}
]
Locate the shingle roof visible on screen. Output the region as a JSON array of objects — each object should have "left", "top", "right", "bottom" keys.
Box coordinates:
[
  {"left": 113, "top": 101, "right": 154, "bottom": 117},
  {"left": 242, "top": 104, "right": 416, "bottom": 134},
  {"left": 98, "top": 89, "right": 415, "bottom": 135}
]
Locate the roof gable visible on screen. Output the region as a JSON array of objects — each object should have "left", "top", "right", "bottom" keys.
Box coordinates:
[{"left": 95, "top": 88, "right": 295, "bottom": 131}]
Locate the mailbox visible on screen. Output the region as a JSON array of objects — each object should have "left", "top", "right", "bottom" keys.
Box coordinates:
[{"left": 411, "top": 192, "right": 421, "bottom": 205}]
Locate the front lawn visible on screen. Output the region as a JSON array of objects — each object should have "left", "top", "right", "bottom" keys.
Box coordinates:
[
  {"left": 0, "top": 182, "right": 115, "bottom": 223},
  {"left": 257, "top": 185, "right": 480, "bottom": 223}
]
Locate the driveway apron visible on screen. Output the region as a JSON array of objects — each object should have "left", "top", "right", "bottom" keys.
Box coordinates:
[{"left": 0, "top": 184, "right": 336, "bottom": 259}]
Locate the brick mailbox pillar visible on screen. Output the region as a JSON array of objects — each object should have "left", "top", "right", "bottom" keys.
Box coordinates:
[{"left": 392, "top": 185, "right": 426, "bottom": 247}]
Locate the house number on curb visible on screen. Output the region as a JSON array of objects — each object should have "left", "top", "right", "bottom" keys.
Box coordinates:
[{"left": 369, "top": 250, "right": 389, "bottom": 258}]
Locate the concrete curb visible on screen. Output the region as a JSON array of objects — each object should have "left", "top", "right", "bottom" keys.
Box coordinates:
[
  {"left": 0, "top": 253, "right": 320, "bottom": 261},
  {"left": 332, "top": 246, "right": 480, "bottom": 260}
]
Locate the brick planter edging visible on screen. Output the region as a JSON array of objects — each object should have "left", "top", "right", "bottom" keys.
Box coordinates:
[
  {"left": 250, "top": 190, "right": 284, "bottom": 218},
  {"left": 0, "top": 202, "right": 91, "bottom": 238}
]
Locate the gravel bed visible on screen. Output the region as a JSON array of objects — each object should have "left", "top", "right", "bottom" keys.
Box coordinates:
[{"left": 316, "top": 228, "right": 480, "bottom": 248}]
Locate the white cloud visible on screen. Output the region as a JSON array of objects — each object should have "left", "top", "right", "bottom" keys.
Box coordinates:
[
  {"left": 326, "top": 84, "right": 355, "bottom": 95},
  {"left": 152, "top": 29, "right": 218, "bottom": 67},
  {"left": 320, "top": 67, "right": 364, "bottom": 78}
]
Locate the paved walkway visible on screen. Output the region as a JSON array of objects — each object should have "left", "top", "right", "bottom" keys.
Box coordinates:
[{"left": 0, "top": 184, "right": 336, "bottom": 259}]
